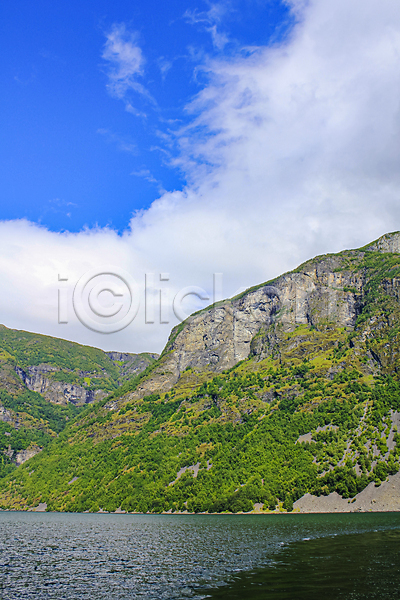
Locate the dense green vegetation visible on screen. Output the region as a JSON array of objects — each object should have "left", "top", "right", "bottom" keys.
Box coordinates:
[
  {"left": 2, "top": 324, "right": 400, "bottom": 513},
  {"left": 0, "top": 389, "right": 80, "bottom": 433},
  {"left": 0, "top": 387, "right": 81, "bottom": 478},
  {"left": 1, "top": 242, "right": 400, "bottom": 513},
  {"left": 0, "top": 326, "right": 157, "bottom": 479},
  {"left": 0, "top": 325, "right": 116, "bottom": 373}
]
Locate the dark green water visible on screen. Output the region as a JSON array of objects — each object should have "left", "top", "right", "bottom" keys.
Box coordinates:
[
  {"left": 0, "top": 512, "right": 399, "bottom": 599},
  {"left": 197, "top": 528, "right": 400, "bottom": 599}
]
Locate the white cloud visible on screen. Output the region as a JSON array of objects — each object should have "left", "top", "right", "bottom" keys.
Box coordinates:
[
  {"left": 131, "top": 169, "right": 160, "bottom": 185},
  {"left": 97, "top": 128, "right": 137, "bottom": 154},
  {"left": 102, "top": 23, "right": 154, "bottom": 108},
  {"left": 2, "top": 0, "right": 400, "bottom": 353},
  {"left": 158, "top": 58, "right": 173, "bottom": 80},
  {"left": 184, "top": 2, "right": 230, "bottom": 50}
]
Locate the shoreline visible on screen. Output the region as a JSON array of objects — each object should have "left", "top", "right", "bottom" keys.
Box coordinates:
[{"left": 2, "top": 470, "right": 399, "bottom": 515}]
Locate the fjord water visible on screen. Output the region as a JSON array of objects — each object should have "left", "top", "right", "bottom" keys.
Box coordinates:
[
  {"left": 199, "top": 527, "right": 400, "bottom": 600},
  {"left": 0, "top": 513, "right": 399, "bottom": 599}
]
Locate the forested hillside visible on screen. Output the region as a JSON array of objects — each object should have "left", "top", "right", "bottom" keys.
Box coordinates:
[
  {"left": 1, "top": 232, "right": 400, "bottom": 512},
  {"left": 0, "top": 326, "right": 157, "bottom": 477}
]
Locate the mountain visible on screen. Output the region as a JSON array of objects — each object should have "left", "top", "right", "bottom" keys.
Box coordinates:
[
  {"left": 0, "top": 325, "right": 158, "bottom": 473},
  {"left": 1, "top": 232, "right": 400, "bottom": 513}
]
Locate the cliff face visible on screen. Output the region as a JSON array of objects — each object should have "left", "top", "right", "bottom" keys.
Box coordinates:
[
  {"left": 166, "top": 257, "right": 361, "bottom": 368},
  {"left": 128, "top": 235, "right": 400, "bottom": 400},
  {"left": 4, "top": 444, "right": 42, "bottom": 466},
  {"left": 0, "top": 405, "right": 15, "bottom": 426},
  {"left": 106, "top": 352, "right": 159, "bottom": 380},
  {"left": 364, "top": 231, "right": 400, "bottom": 253},
  {"left": 15, "top": 365, "right": 108, "bottom": 406},
  {"left": 13, "top": 352, "right": 160, "bottom": 406}
]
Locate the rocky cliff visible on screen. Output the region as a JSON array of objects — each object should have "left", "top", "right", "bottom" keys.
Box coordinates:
[
  {"left": 125, "top": 232, "right": 398, "bottom": 401},
  {"left": 14, "top": 365, "right": 108, "bottom": 405},
  {"left": 3, "top": 444, "right": 42, "bottom": 466},
  {"left": 13, "top": 351, "right": 159, "bottom": 406},
  {"left": 0, "top": 325, "right": 158, "bottom": 406}
]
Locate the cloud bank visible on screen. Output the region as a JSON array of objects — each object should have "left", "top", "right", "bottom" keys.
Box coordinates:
[{"left": 1, "top": 0, "right": 400, "bottom": 353}]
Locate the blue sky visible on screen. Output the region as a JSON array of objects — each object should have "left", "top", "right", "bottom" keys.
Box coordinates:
[
  {"left": 1, "top": 0, "right": 292, "bottom": 232},
  {"left": 1, "top": 0, "right": 400, "bottom": 353}
]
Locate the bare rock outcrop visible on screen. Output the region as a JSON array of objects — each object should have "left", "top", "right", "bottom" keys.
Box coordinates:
[
  {"left": 0, "top": 405, "right": 15, "bottom": 425},
  {"left": 3, "top": 444, "right": 42, "bottom": 466},
  {"left": 294, "top": 470, "right": 400, "bottom": 513},
  {"left": 15, "top": 365, "right": 107, "bottom": 406},
  {"left": 364, "top": 231, "right": 400, "bottom": 253}
]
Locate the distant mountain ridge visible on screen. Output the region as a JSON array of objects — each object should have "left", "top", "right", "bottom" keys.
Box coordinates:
[
  {"left": 0, "top": 325, "right": 158, "bottom": 405},
  {"left": 0, "top": 325, "right": 158, "bottom": 471},
  {"left": 1, "top": 232, "right": 400, "bottom": 513}
]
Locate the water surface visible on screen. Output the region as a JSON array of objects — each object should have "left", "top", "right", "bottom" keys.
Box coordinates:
[
  {"left": 198, "top": 527, "right": 400, "bottom": 599},
  {"left": 0, "top": 512, "right": 399, "bottom": 599}
]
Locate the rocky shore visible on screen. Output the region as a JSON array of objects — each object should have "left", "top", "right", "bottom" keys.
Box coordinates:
[{"left": 294, "top": 471, "right": 400, "bottom": 513}]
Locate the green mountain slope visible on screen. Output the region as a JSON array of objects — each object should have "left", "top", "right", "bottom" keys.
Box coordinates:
[
  {"left": 1, "top": 232, "right": 400, "bottom": 512},
  {"left": 0, "top": 325, "right": 158, "bottom": 404},
  {"left": 0, "top": 326, "right": 158, "bottom": 477}
]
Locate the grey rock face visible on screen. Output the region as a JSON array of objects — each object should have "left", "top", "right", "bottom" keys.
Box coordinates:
[
  {"left": 133, "top": 268, "right": 362, "bottom": 398},
  {"left": 0, "top": 405, "right": 15, "bottom": 425},
  {"left": 14, "top": 446, "right": 42, "bottom": 466},
  {"left": 15, "top": 365, "right": 106, "bottom": 406},
  {"left": 106, "top": 351, "right": 159, "bottom": 379},
  {"left": 130, "top": 232, "right": 399, "bottom": 400},
  {"left": 1, "top": 442, "right": 37, "bottom": 465},
  {"left": 13, "top": 352, "right": 159, "bottom": 406},
  {"left": 364, "top": 231, "right": 400, "bottom": 253}
]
